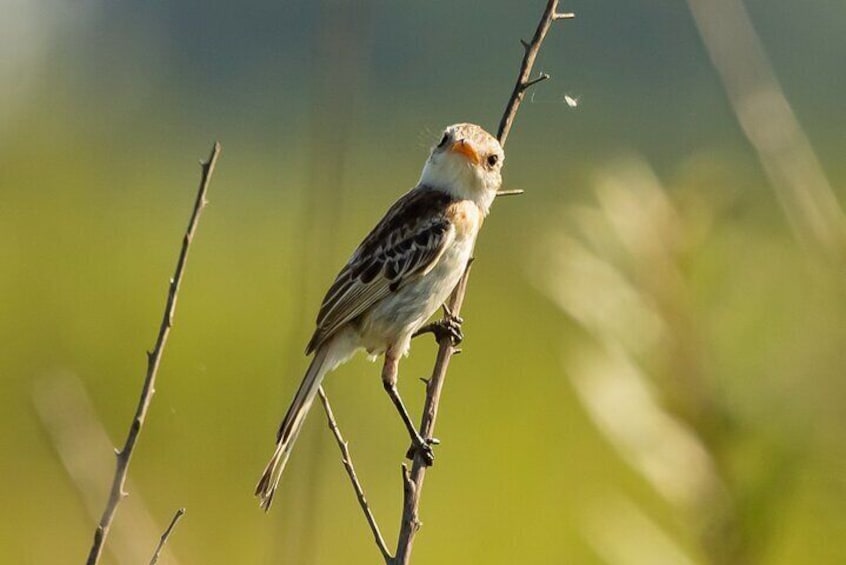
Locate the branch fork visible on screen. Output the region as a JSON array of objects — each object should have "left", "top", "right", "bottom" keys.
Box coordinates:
[{"left": 317, "top": 1, "right": 571, "bottom": 563}]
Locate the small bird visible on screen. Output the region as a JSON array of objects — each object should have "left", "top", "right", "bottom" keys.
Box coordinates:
[{"left": 256, "top": 123, "right": 505, "bottom": 510}]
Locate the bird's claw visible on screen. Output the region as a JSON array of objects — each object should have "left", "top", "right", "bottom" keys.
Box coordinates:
[
  {"left": 439, "top": 316, "right": 464, "bottom": 346},
  {"left": 406, "top": 435, "right": 438, "bottom": 466},
  {"left": 414, "top": 315, "right": 464, "bottom": 347}
]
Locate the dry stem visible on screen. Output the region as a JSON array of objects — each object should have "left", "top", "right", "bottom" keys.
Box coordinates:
[
  {"left": 393, "top": 2, "right": 571, "bottom": 562},
  {"left": 497, "top": 0, "right": 572, "bottom": 146},
  {"left": 317, "top": 387, "right": 392, "bottom": 563},
  {"left": 149, "top": 508, "right": 186, "bottom": 565},
  {"left": 314, "top": 1, "right": 570, "bottom": 562},
  {"left": 85, "top": 142, "right": 221, "bottom": 565},
  {"left": 33, "top": 374, "right": 184, "bottom": 564}
]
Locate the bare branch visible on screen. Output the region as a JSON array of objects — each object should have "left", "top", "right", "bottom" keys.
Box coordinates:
[
  {"left": 85, "top": 142, "right": 221, "bottom": 565},
  {"left": 314, "top": 3, "right": 567, "bottom": 562},
  {"left": 32, "top": 374, "right": 183, "bottom": 565},
  {"left": 394, "top": 2, "right": 569, "bottom": 562},
  {"left": 497, "top": 0, "right": 572, "bottom": 146},
  {"left": 149, "top": 508, "right": 186, "bottom": 565},
  {"left": 317, "top": 387, "right": 393, "bottom": 563}
]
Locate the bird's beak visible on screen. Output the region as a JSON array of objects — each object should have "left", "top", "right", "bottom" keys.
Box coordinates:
[{"left": 449, "top": 139, "right": 480, "bottom": 165}]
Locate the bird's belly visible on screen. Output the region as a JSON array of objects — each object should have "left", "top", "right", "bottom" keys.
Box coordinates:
[{"left": 358, "top": 236, "right": 474, "bottom": 355}]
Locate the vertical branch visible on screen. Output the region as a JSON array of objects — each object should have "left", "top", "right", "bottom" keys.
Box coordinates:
[
  {"left": 85, "top": 142, "right": 221, "bottom": 565},
  {"left": 392, "top": 263, "right": 473, "bottom": 564},
  {"left": 393, "top": 4, "right": 573, "bottom": 563}
]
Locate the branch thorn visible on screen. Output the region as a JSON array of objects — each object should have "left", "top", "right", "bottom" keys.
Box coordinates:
[
  {"left": 523, "top": 72, "right": 550, "bottom": 90},
  {"left": 496, "top": 189, "right": 524, "bottom": 197}
]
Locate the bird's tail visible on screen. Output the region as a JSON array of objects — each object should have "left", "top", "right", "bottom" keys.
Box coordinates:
[{"left": 255, "top": 345, "right": 332, "bottom": 511}]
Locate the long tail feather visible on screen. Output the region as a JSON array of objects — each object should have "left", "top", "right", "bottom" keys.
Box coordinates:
[{"left": 255, "top": 345, "right": 331, "bottom": 510}]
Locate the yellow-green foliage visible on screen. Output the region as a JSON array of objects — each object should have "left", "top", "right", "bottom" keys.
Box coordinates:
[{"left": 3, "top": 2, "right": 846, "bottom": 564}]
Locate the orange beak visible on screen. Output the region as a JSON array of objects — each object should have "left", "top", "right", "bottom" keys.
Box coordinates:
[{"left": 449, "top": 139, "right": 480, "bottom": 165}]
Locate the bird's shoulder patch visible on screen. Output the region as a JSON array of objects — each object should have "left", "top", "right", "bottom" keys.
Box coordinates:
[{"left": 445, "top": 199, "right": 482, "bottom": 237}]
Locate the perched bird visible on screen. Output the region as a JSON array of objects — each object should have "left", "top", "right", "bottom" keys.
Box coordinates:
[{"left": 256, "top": 123, "right": 505, "bottom": 510}]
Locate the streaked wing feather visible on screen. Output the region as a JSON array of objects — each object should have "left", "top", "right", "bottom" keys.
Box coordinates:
[{"left": 306, "top": 188, "right": 455, "bottom": 353}]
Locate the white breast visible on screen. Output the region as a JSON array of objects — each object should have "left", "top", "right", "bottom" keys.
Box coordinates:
[{"left": 357, "top": 223, "right": 476, "bottom": 357}]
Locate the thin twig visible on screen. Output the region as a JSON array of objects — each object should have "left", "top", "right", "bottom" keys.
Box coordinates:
[
  {"left": 32, "top": 374, "right": 183, "bottom": 565},
  {"left": 392, "top": 260, "right": 472, "bottom": 565},
  {"left": 497, "top": 189, "right": 526, "bottom": 197},
  {"left": 524, "top": 72, "right": 551, "bottom": 90},
  {"left": 317, "top": 386, "right": 393, "bottom": 563},
  {"left": 85, "top": 142, "right": 221, "bottom": 565},
  {"left": 394, "top": 2, "right": 570, "bottom": 563},
  {"left": 553, "top": 12, "right": 575, "bottom": 20},
  {"left": 149, "top": 508, "right": 186, "bottom": 565},
  {"left": 497, "top": 0, "right": 573, "bottom": 147}
]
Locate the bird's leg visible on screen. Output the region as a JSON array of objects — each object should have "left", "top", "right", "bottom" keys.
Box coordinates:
[
  {"left": 412, "top": 304, "right": 464, "bottom": 346},
  {"left": 382, "top": 352, "right": 435, "bottom": 466}
]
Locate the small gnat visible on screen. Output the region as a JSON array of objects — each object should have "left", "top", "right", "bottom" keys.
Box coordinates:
[{"left": 564, "top": 94, "right": 580, "bottom": 108}]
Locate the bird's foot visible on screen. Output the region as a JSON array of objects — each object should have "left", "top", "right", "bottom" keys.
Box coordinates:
[
  {"left": 405, "top": 434, "right": 439, "bottom": 466},
  {"left": 413, "top": 313, "right": 464, "bottom": 347}
]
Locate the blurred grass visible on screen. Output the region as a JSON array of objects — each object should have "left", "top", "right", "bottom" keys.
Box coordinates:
[{"left": 2, "top": 1, "right": 846, "bottom": 564}]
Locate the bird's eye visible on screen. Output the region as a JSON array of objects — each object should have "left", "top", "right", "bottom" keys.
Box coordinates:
[
  {"left": 486, "top": 154, "right": 499, "bottom": 167},
  {"left": 437, "top": 132, "right": 449, "bottom": 148}
]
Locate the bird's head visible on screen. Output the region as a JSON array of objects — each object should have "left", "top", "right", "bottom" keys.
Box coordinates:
[{"left": 419, "top": 123, "right": 504, "bottom": 215}]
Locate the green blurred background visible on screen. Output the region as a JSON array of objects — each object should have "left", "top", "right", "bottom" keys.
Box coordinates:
[{"left": 3, "top": 1, "right": 846, "bottom": 563}]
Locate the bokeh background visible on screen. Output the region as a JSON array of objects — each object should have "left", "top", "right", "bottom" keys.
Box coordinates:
[{"left": 3, "top": 0, "right": 846, "bottom": 563}]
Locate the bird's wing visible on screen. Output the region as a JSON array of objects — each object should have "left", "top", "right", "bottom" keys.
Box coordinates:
[{"left": 306, "top": 187, "right": 456, "bottom": 354}]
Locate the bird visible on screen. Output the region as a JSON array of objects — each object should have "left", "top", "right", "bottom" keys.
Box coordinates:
[{"left": 255, "top": 123, "right": 505, "bottom": 510}]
